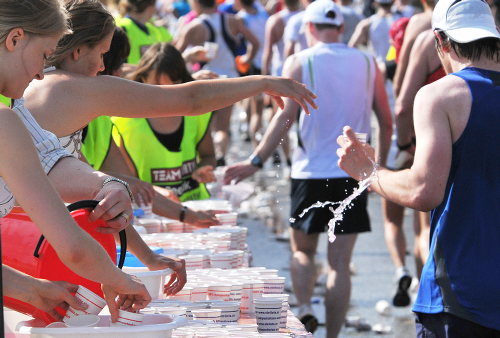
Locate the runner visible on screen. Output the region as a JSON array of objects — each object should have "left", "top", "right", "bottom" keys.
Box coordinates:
[
  {"left": 337, "top": 0, "right": 500, "bottom": 334},
  {"left": 225, "top": 2, "right": 392, "bottom": 335}
]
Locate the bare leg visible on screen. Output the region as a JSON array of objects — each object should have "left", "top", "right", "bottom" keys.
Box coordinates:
[
  {"left": 290, "top": 228, "right": 319, "bottom": 312},
  {"left": 382, "top": 199, "right": 407, "bottom": 269},
  {"left": 211, "top": 105, "right": 233, "bottom": 164},
  {"left": 325, "top": 233, "right": 357, "bottom": 338}
]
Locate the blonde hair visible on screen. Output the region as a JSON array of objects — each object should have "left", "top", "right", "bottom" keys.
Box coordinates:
[
  {"left": 0, "top": 0, "right": 70, "bottom": 44},
  {"left": 47, "top": 0, "right": 115, "bottom": 67}
]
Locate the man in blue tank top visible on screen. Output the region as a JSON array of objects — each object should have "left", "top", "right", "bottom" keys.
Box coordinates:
[{"left": 337, "top": 0, "right": 500, "bottom": 336}]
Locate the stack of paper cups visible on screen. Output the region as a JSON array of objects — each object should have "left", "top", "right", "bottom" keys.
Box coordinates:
[
  {"left": 262, "top": 294, "right": 289, "bottom": 329},
  {"left": 253, "top": 297, "right": 283, "bottom": 333}
]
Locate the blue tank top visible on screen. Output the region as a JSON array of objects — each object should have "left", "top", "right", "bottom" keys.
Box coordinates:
[{"left": 412, "top": 67, "right": 500, "bottom": 330}]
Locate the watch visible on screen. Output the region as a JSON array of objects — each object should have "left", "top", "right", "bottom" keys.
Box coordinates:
[{"left": 249, "top": 154, "right": 264, "bottom": 169}]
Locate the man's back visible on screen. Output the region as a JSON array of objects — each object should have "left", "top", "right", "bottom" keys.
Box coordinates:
[
  {"left": 414, "top": 67, "right": 500, "bottom": 329},
  {"left": 292, "top": 43, "right": 375, "bottom": 179}
]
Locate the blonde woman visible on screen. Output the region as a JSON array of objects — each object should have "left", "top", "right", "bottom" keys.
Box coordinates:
[{"left": 0, "top": 0, "right": 150, "bottom": 321}]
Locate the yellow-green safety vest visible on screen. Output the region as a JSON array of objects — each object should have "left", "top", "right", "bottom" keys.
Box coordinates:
[
  {"left": 81, "top": 116, "right": 114, "bottom": 170},
  {"left": 0, "top": 95, "right": 11, "bottom": 107},
  {"left": 115, "top": 16, "right": 172, "bottom": 64},
  {"left": 111, "top": 114, "right": 212, "bottom": 201}
]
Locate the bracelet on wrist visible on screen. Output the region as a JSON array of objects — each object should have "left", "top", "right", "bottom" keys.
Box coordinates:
[
  {"left": 397, "top": 142, "right": 413, "bottom": 151},
  {"left": 179, "top": 206, "right": 188, "bottom": 223},
  {"left": 102, "top": 177, "right": 133, "bottom": 201}
]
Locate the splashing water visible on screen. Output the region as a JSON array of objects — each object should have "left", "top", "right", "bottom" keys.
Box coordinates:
[{"left": 290, "top": 166, "right": 378, "bottom": 243}]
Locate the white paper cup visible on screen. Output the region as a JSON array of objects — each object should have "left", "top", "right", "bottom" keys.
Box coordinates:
[
  {"left": 191, "top": 285, "right": 208, "bottom": 302},
  {"left": 110, "top": 309, "right": 144, "bottom": 326},
  {"left": 209, "top": 301, "right": 240, "bottom": 323},
  {"left": 154, "top": 306, "right": 187, "bottom": 317},
  {"left": 214, "top": 213, "right": 238, "bottom": 226},
  {"left": 355, "top": 132, "right": 367, "bottom": 143},
  {"left": 64, "top": 314, "right": 100, "bottom": 327},
  {"left": 210, "top": 252, "right": 235, "bottom": 269},
  {"left": 203, "top": 42, "right": 219, "bottom": 59},
  {"left": 207, "top": 284, "right": 232, "bottom": 301},
  {"left": 167, "top": 286, "right": 193, "bottom": 301},
  {"left": 64, "top": 285, "right": 106, "bottom": 321},
  {"left": 259, "top": 276, "right": 286, "bottom": 294},
  {"left": 253, "top": 298, "right": 283, "bottom": 333},
  {"left": 191, "top": 308, "right": 222, "bottom": 322}
]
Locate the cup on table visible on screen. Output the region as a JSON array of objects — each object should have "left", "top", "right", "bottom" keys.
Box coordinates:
[
  {"left": 203, "top": 42, "right": 218, "bottom": 60},
  {"left": 207, "top": 284, "right": 232, "bottom": 301},
  {"left": 214, "top": 212, "right": 238, "bottom": 226},
  {"left": 64, "top": 285, "right": 106, "bottom": 322},
  {"left": 262, "top": 294, "right": 289, "bottom": 329},
  {"left": 209, "top": 301, "right": 240, "bottom": 323},
  {"left": 253, "top": 297, "right": 283, "bottom": 333},
  {"left": 110, "top": 309, "right": 144, "bottom": 327},
  {"left": 191, "top": 308, "right": 222, "bottom": 322}
]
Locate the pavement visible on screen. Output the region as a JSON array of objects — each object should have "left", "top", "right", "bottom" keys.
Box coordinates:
[{"left": 224, "top": 107, "right": 419, "bottom": 338}]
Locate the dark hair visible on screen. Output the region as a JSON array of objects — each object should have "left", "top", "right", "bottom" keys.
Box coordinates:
[
  {"left": 48, "top": 0, "right": 115, "bottom": 67},
  {"left": 128, "top": 43, "right": 194, "bottom": 84},
  {"left": 313, "top": 23, "right": 341, "bottom": 31},
  {"left": 119, "top": 0, "right": 156, "bottom": 14},
  {"left": 284, "top": 0, "right": 300, "bottom": 9},
  {"left": 240, "top": 0, "right": 255, "bottom": 8},
  {"left": 197, "top": 0, "right": 216, "bottom": 8},
  {"left": 100, "top": 26, "right": 130, "bottom": 75},
  {"left": 435, "top": 31, "right": 500, "bottom": 63}
]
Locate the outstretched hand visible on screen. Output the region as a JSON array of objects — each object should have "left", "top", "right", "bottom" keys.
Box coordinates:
[
  {"left": 264, "top": 76, "right": 317, "bottom": 115},
  {"left": 144, "top": 255, "right": 187, "bottom": 296},
  {"left": 336, "top": 126, "right": 376, "bottom": 181},
  {"left": 223, "top": 160, "right": 258, "bottom": 185}
]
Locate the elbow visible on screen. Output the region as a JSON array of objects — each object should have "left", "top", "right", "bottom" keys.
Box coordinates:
[
  {"left": 57, "top": 245, "right": 88, "bottom": 269},
  {"left": 408, "top": 185, "right": 443, "bottom": 211}
]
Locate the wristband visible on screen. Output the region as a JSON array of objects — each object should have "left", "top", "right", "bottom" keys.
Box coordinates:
[
  {"left": 397, "top": 142, "right": 413, "bottom": 151},
  {"left": 179, "top": 206, "right": 188, "bottom": 222},
  {"left": 102, "top": 177, "right": 133, "bottom": 201}
]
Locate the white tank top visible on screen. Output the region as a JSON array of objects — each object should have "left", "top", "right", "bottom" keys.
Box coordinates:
[
  {"left": 368, "top": 13, "right": 401, "bottom": 61},
  {"left": 238, "top": 8, "right": 269, "bottom": 69},
  {"left": 291, "top": 43, "right": 375, "bottom": 179},
  {"left": 271, "top": 9, "right": 298, "bottom": 76},
  {"left": 284, "top": 11, "right": 308, "bottom": 55},
  {"left": 198, "top": 12, "right": 239, "bottom": 78}
]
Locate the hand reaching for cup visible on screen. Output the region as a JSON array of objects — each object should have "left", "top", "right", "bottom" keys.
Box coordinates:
[
  {"left": 192, "top": 165, "right": 216, "bottom": 183},
  {"left": 102, "top": 275, "right": 151, "bottom": 322}
]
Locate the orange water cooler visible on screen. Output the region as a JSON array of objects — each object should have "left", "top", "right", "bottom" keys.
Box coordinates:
[{"left": 1, "top": 200, "right": 126, "bottom": 323}]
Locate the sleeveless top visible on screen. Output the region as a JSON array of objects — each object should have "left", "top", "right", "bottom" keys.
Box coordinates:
[
  {"left": 111, "top": 114, "right": 212, "bottom": 201},
  {"left": 283, "top": 11, "right": 307, "bottom": 55},
  {"left": 198, "top": 12, "right": 239, "bottom": 78},
  {"left": 292, "top": 43, "right": 375, "bottom": 179},
  {"left": 368, "top": 12, "right": 401, "bottom": 62},
  {"left": 413, "top": 67, "right": 500, "bottom": 330},
  {"left": 81, "top": 116, "right": 114, "bottom": 170},
  {"left": 0, "top": 99, "right": 71, "bottom": 217},
  {"left": 238, "top": 8, "right": 269, "bottom": 69},
  {"left": 271, "top": 8, "right": 298, "bottom": 76},
  {"left": 115, "top": 16, "right": 173, "bottom": 64}
]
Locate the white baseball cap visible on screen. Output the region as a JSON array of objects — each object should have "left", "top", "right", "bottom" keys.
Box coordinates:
[
  {"left": 432, "top": 0, "right": 500, "bottom": 43},
  {"left": 302, "top": 0, "right": 344, "bottom": 26}
]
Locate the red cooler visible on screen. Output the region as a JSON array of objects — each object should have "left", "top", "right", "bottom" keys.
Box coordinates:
[{"left": 1, "top": 200, "right": 126, "bottom": 323}]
